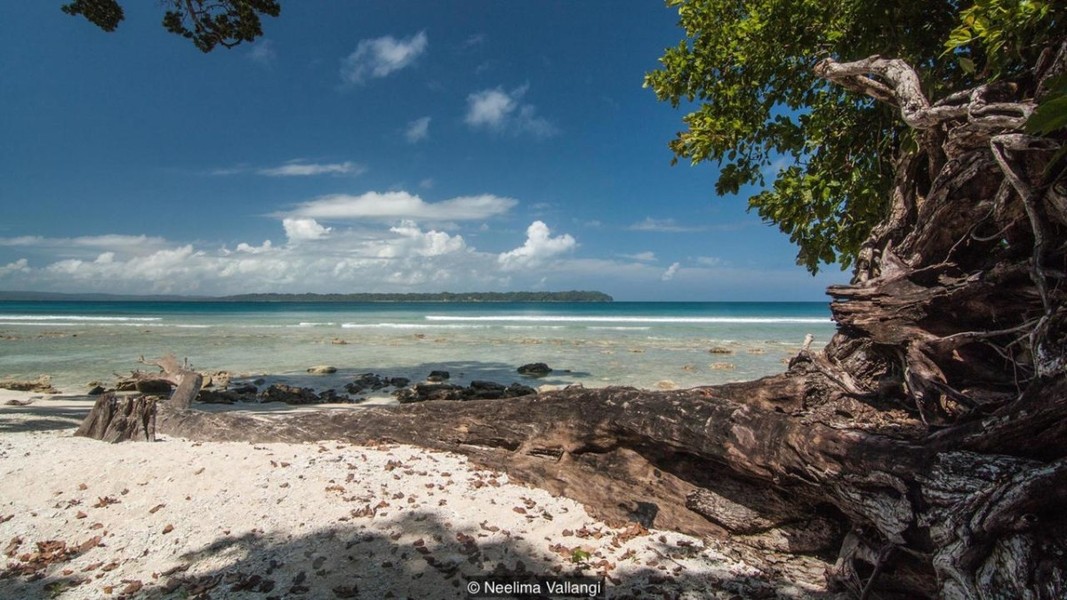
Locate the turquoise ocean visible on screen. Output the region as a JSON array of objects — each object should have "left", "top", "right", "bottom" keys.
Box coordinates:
[{"left": 0, "top": 301, "right": 836, "bottom": 396}]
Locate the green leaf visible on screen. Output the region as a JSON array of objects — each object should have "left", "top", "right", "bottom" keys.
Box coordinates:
[{"left": 1025, "top": 95, "right": 1067, "bottom": 135}]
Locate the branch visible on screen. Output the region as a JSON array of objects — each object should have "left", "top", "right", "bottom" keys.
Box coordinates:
[
  {"left": 814, "top": 56, "right": 960, "bottom": 129},
  {"left": 138, "top": 353, "right": 202, "bottom": 410},
  {"left": 815, "top": 57, "right": 1034, "bottom": 131},
  {"left": 990, "top": 134, "right": 1060, "bottom": 315}
]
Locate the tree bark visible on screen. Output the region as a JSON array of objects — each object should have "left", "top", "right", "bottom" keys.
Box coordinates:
[
  {"left": 74, "top": 394, "right": 157, "bottom": 443},
  {"left": 81, "top": 46, "right": 1067, "bottom": 598}
]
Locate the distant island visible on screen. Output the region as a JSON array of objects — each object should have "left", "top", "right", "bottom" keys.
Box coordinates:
[{"left": 0, "top": 290, "right": 614, "bottom": 303}]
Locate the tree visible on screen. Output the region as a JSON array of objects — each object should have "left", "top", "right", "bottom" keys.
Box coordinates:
[
  {"left": 61, "top": 0, "right": 280, "bottom": 52},
  {"left": 643, "top": 0, "right": 1065, "bottom": 273}
]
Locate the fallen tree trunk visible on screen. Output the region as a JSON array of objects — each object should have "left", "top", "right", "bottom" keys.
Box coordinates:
[{"left": 148, "top": 356, "right": 1066, "bottom": 598}]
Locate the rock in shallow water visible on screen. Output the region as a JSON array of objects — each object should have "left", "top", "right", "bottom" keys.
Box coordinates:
[{"left": 516, "top": 363, "right": 552, "bottom": 377}]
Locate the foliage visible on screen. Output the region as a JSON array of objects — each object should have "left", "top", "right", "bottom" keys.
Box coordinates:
[
  {"left": 61, "top": 0, "right": 280, "bottom": 52},
  {"left": 1027, "top": 75, "right": 1067, "bottom": 136},
  {"left": 645, "top": 0, "right": 1059, "bottom": 272},
  {"left": 944, "top": 0, "right": 1067, "bottom": 79},
  {"left": 61, "top": 0, "right": 123, "bottom": 32}
]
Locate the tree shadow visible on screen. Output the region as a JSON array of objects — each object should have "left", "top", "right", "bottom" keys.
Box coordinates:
[
  {"left": 0, "top": 397, "right": 94, "bottom": 433},
  {"left": 0, "top": 509, "right": 837, "bottom": 599}
]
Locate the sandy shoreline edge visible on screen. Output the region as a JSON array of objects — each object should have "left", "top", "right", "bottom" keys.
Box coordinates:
[{"left": 1, "top": 392, "right": 833, "bottom": 599}]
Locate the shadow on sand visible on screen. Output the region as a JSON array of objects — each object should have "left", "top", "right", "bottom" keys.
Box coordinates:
[{"left": 0, "top": 508, "right": 831, "bottom": 599}]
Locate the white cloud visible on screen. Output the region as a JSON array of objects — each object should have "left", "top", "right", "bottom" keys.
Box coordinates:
[
  {"left": 465, "top": 85, "right": 558, "bottom": 138},
  {"left": 258, "top": 161, "right": 365, "bottom": 177},
  {"left": 282, "top": 218, "right": 332, "bottom": 242},
  {"left": 621, "top": 251, "right": 657, "bottom": 262},
  {"left": 695, "top": 256, "right": 725, "bottom": 267},
  {"left": 0, "top": 258, "right": 29, "bottom": 277},
  {"left": 235, "top": 241, "right": 273, "bottom": 255},
  {"left": 341, "top": 31, "right": 428, "bottom": 85},
  {"left": 463, "top": 34, "right": 486, "bottom": 48},
  {"left": 381, "top": 221, "right": 466, "bottom": 257},
  {"left": 247, "top": 39, "right": 276, "bottom": 65},
  {"left": 0, "top": 234, "right": 170, "bottom": 256},
  {"left": 498, "top": 221, "right": 576, "bottom": 270},
  {"left": 661, "top": 262, "right": 681, "bottom": 281},
  {"left": 466, "top": 88, "right": 516, "bottom": 128},
  {"left": 628, "top": 218, "right": 705, "bottom": 233},
  {"left": 404, "top": 117, "right": 431, "bottom": 143},
  {"left": 287, "top": 191, "right": 517, "bottom": 222},
  {"left": 0, "top": 236, "right": 45, "bottom": 247}
]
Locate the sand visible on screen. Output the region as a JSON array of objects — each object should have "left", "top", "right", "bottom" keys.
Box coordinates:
[{"left": 0, "top": 392, "right": 831, "bottom": 599}]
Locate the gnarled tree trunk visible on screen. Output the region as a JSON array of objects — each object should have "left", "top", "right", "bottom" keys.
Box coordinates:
[{"left": 83, "top": 44, "right": 1067, "bottom": 598}]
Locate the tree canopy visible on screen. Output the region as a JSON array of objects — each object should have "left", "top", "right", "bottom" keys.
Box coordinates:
[
  {"left": 61, "top": 0, "right": 280, "bottom": 52},
  {"left": 645, "top": 0, "right": 1065, "bottom": 273}
]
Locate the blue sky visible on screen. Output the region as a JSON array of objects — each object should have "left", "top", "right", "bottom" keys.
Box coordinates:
[{"left": 0, "top": 1, "right": 846, "bottom": 300}]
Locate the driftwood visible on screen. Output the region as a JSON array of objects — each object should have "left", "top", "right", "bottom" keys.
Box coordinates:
[
  {"left": 75, "top": 355, "right": 201, "bottom": 442},
  {"left": 74, "top": 394, "right": 157, "bottom": 443},
  {"left": 79, "top": 44, "right": 1067, "bottom": 597}
]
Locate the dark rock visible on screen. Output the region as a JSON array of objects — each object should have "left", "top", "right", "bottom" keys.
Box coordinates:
[
  {"left": 468, "top": 380, "right": 507, "bottom": 400},
  {"left": 260, "top": 383, "right": 320, "bottom": 405},
  {"left": 517, "top": 363, "right": 552, "bottom": 377},
  {"left": 196, "top": 389, "right": 235, "bottom": 404},
  {"left": 394, "top": 387, "right": 422, "bottom": 404},
  {"left": 345, "top": 373, "right": 396, "bottom": 394},
  {"left": 417, "top": 383, "right": 465, "bottom": 400},
  {"left": 87, "top": 385, "right": 107, "bottom": 396},
  {"left": 135, "top": 379, "right": 174, "bottom": 395},
  {"left": 197, "top": 384, "right": 259, "bottom": 404},
  {"left": 505, "top": 383, "right": 537, "bottom": 398},
  {"left": 427, "top": 370, "right": 451, "bottom": 382},
  {"left": 389, "top": 377, "right": 411, "bottom": 388},
  {"left": 393, "top": 379, "right": 536, "bottom": 403},
  {"left": 395, "top": 383, "right": 467, "bottom": 403},
  {"left": 318, "top": 389, "right": 350, "bottom": 403},
  {"left": 114, "top": 379, "right": 138, "bottom": 392}
]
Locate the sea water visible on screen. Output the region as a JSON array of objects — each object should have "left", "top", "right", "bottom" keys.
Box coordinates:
[{"left": 0, "top": 301, "right": 835, "bottom": 395}]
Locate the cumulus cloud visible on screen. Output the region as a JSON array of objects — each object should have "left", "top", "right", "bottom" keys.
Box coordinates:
[
  {"left": 282, "top": 218, "right": 332, "bottom": 242},
  {"left": 628, "top": 218, "right": 706, "bottom": 233},
  {"left": 0, "top": 218, "right": 670, "bottom": 297},
  {"left": 0, "top": 258, "right": 30, "bottom": 277},
  {"left": 661, "top": 262, "right": 681, "bottom": 281},
  {"left": 258, "top": 161, "right": 365, "bottom": 177},
  {"left": 380, "top": 221, "right": 466, "bottom": 258},
  {"left": 498, "top": 221, "right": 576, "bottom": 270},
  {"left": 404, "top": 116, "right": 431, "bottom": 143},
  {"left": 286, "top": 191, "right": 517, "bottom": 222},
  {"left": 341, "top": 31, "right": 427, "bottom": 85},
  {"left": 235, "top": 241, "right": 273, "bottom": 255},
  {"left": 465, "top": 85, "right": 557, "bottom": 138}
]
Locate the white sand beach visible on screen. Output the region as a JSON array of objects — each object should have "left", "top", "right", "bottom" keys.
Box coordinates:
[{"left": 0, "top": 392, "right": 833, "bottom": 599}]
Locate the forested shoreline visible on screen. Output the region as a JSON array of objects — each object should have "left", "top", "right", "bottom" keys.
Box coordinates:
[{"left": 0, "top": 290, "right": 614, "bottom": 303}]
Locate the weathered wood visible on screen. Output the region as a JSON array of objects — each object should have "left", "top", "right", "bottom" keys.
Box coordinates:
[{"left": 74, "top": 394, "right": 157, "bottom": 443}]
